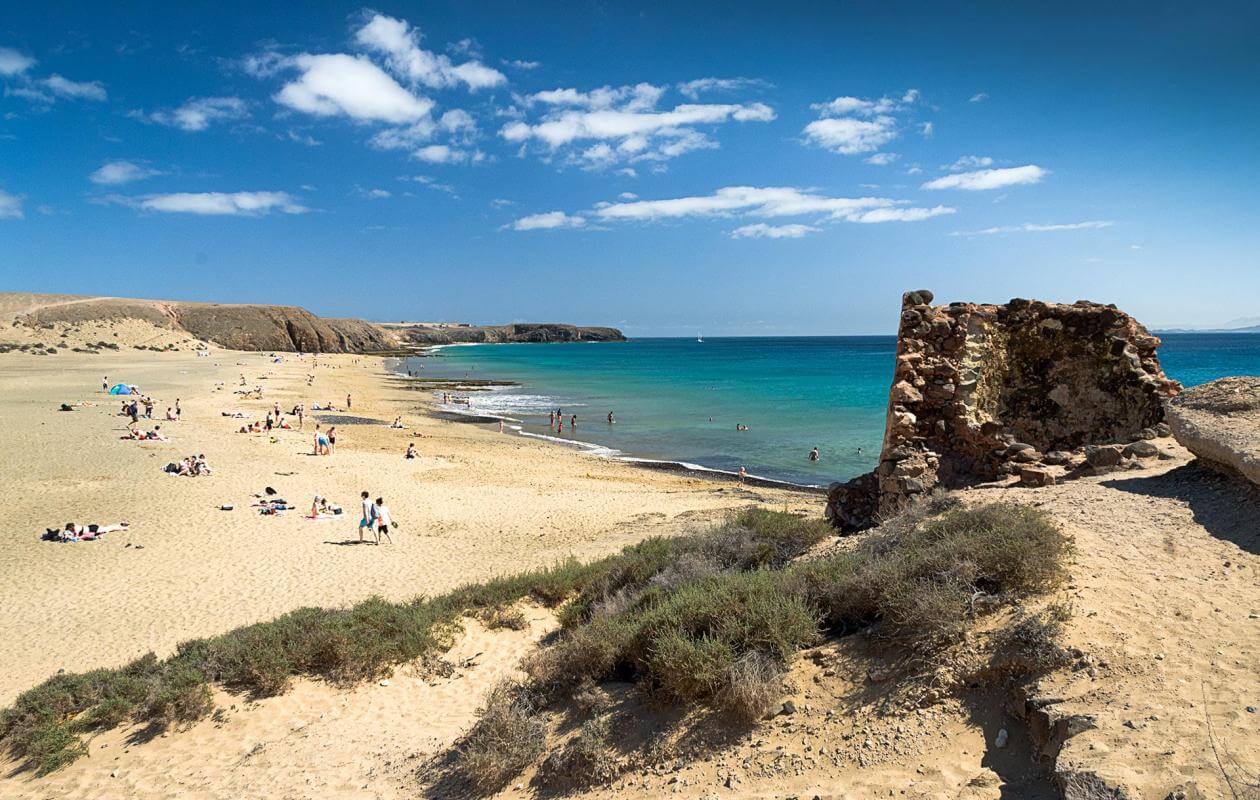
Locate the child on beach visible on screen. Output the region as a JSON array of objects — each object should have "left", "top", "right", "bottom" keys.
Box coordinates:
[
  {"left": 405, "top": 443, "right": 417, "bottom": 459},
  {"left": 373, "top": 497, "right": 394, "bottom": 545}
]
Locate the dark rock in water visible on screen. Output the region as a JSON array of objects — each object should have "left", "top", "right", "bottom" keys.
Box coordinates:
[
  {"left": 826, "top": 290, "right": 1180, "bottom": 527},
  {"left": 1165, "top": 376, "right": 1260, "bottom": 487}
]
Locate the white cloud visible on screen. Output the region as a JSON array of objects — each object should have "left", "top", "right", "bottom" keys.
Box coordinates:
[
  {"left": 592, "top": 186, "right": 952, "bottom": 226},
  {"left": 730, "top": 223, "right": 818, "bottom": 239},
  {"left": 809, "top": 95, "right": 897, "bottom": 117},
  {"left": 864, "top": 152, "right": 899, "bottom": 166},
  {"left": 0, "top": 188, "right": 23, "bottom": 219},
  {"left": 850, "top": 206, "right": 954, "bottom": 223},
  {"left": 356, "top": 187, "right": 392, "bottom": 198},
  {"left": 802, "top": 90, "right": 921, "bottom": 156},
  {"left": 945, "top": 155, "right": 993, "bottom": 171},
  {"left": 140, "top": 96, "right": 248, "bottom": 131},
  {"left": 969, "top": 92, "right": 989, "bottom": 103},
  {"left": 919, "top": 121, "right": 933, "bottom": 138},
  {"left": 503, "top": 82, "right": 774, "bottom": 168},
  {"left": 506, "top": 59, "right": 540, "bottom": 70},
  {"left": 677, "top": 77, "right": 770, "bottom": 99},
  {"left": 127, "top": 191, "right": 308, "bottom": 216},
  {"left": 803, "top": 115, "right": 897, "bottom": 155},
  {"left": 508, "top": 211, "right": 586, "bottom": 231},
  {"left": 41, "top": 74, "right": 106, "bottom": 101},
  {"left": 922, "top": 165, "right": 1047, "bottom": 191},
  {"left": 354, "top": 13, "right": 505, "bottom": 90},
  {"left": 276, "top": 53, "right": 433, "bottom": 123},
  {"left": 405, "top": 175, "right": 455, "bottom": 194},
  {"left": 413, "top": 144, "right": 481, "bottom": 163},
  {"left": 0, "top": 47, "right": 35, "bottom": 76},
  {"left": 951, "top": 220, "right": 1114, "bottom": 236},
  {"left": 618, "top": 192, "right": 638, "bottom": 200},
  {"left": 89, "top": 160, "right": 163, "bottom": 185}
]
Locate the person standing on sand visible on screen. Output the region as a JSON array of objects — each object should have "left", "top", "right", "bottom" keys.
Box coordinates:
[
  {"left": 297, "top": 405, "right": 304, "bottom": 430},
  {"left": 346, "top": 393, "right": 352, "bottom": 410},
  {"left": 738, "top": 467, "right": 747, "bottom": 483},
  {"left": 102, "top": 376, "right": 108, "bottom": 392},
  {"left": 327, "top": 427, "right": 337, "bottom": 454},
  {"left": 373, "top": 498, "right": 394, "bottom": 545},
  {"left": 358, "top": 491, "right": 375, "bottom": 543},
  {"left": 175, "top": 398, "right": 181, "bottom": 419}
]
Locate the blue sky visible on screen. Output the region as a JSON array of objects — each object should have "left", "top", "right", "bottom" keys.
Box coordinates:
[{"left": 1, "top": 1, "right": 1257, "bottom": 334}]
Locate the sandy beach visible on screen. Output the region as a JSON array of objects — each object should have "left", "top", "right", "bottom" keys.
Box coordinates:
[{"left": 0, "top": 346, "right": 815, "bottom": 707}]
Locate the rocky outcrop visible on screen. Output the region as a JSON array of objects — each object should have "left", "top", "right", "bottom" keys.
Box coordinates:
[
  {"left": 18, "top": 297, "right": 393, "bottom": 353},
  {"left": 1165, "top": 376, "right": 1260, "bottom": 486},
  {"left": 827, "top": 290, "right": 1181, "bottom": 529},
  {"left": 12, "top": 294, "right": 626, "bottom": 353},
  {"left": 397, "top": 323, "right": 625, "bottom": 344}
]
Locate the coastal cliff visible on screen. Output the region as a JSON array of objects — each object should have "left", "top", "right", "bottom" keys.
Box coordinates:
[
  {"left": 828, "top": 290, "right": 1183, "bottom": 529},
  {"left": 4, "top": 293, "right": 624, "bottom": 353},
  {"left": 394, "top": 322, "right": 626, "bottom": 344}
]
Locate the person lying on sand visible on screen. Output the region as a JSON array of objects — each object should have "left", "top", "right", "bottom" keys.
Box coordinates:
[
  {"left": 43, "top": 522, "right": 129, "bottom": 542},
  {"left": 121, "top": 426, "right": 167, "bottom": 441}
]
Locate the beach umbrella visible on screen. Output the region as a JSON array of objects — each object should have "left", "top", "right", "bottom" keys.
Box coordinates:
[{"left": 108, "top": 384, "right": 133, "bottom": 395}]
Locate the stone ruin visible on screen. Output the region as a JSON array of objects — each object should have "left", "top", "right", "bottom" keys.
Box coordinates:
[{"left": 826, "top": 290, "right": 1183, "bottom": 530}]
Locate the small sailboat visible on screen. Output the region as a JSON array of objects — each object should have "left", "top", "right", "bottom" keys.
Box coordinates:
[{"left": 696, "top": 332, "right": 704, "bottom": 343}]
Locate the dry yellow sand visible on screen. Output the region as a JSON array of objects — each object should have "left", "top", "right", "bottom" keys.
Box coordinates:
[{"left": 0, "top": 346, "right": 814, "bottom": 708}]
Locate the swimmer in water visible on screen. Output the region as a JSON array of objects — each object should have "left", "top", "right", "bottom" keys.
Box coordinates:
[
  {"left": 809, "top": 447, "right": 820, "bottom": 462},
  {"left": 607, "top": 411, "right": 615, "bottom": 424}
]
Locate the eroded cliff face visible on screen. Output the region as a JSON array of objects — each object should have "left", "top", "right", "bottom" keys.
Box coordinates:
[
  {"left": 399, "top": 323, "right": 625, "bottom": 344},
  {"left": 18, "top": 299, "right": 394, "bottom": 353},
  {"left": 827, "top": 290, "right": 1181, "bottom": 529}
]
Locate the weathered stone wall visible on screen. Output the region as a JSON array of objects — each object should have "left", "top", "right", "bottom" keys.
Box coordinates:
[{"left": 827, "top": 290, "right": 1181, "bottom": 529}]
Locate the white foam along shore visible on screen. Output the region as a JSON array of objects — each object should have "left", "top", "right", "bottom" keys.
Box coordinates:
[{"left": 395, "top": 362, "right": 826, "bottom": 493}]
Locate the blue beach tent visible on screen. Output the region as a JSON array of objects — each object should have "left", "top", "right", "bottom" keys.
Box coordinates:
[{"left": 108, "top": 384, "right": 133, "bottom": 395}]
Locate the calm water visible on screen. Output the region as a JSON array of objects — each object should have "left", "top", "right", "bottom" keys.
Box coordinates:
[{"left": 404, "top": 333, "right": 1260, "bottom": 487}]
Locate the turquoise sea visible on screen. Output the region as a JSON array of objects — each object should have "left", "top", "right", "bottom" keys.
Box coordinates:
[{"left": 404, "top": 334, "right": 1260, "bottom": 487}]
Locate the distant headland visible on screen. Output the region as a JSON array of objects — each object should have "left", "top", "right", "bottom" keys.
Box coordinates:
[{"left": 0, "top": 292, "right": 625, "bottom": 354}]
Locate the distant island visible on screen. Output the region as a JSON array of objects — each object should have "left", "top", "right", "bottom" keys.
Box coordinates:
[{"left": 1, "top": 292, "right": 625, "bottom": 354}]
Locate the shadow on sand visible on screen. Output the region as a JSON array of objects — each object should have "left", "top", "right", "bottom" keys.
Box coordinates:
[{"left": 1101, "top": 461, "right": 1260, "bottom": 556}]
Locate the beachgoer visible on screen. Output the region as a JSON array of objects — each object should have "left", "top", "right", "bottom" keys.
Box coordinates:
[
  {"left": 809, "top": 447, "right": 820, "bottom": 462},
  {"left": 499, "top": 419, "right": 504, "bottom": 433},
  {"left": 346, "top": 393, "right": 352, "bottom": 409},
  {"left": 608, "top": 411, "right": 615, "bottom": 424},
  {"left": 297, "top": 405, "right": 304, "bottom": 430},
  {"left": 166, "top": 407, "right": 177, "bottom": 421},
  {"left": 265, "top": 413, "right": 273, "bottom": 432},
  {"left": 175, "top": 398, "right": 181, "bottom": 419},
  {"left": 570, "top": 414, "right": 577, "bottom": 431},
  {"left": 373, "top": 498, "right": 394, "bottom": 545},
  {"left": 273, "top": 402, "right": 281, "bottom": 420},
  {"left": 327, "top": 427, "right": 337, "bottom": 453},
  {"left": 358, "top": 491, "right": 374, "bottom": 542},
  {"left": 738, "top": 467, "right": 747, "bottom": 483},
  {"left": 549, "top": 411, "right": 555, "bottom": 427},
  {"left": 405, "top": 443, "right": 417, "bottom": 459},
  {"left": 102, "top": 376, "right": 108, "bottom": 391}
]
